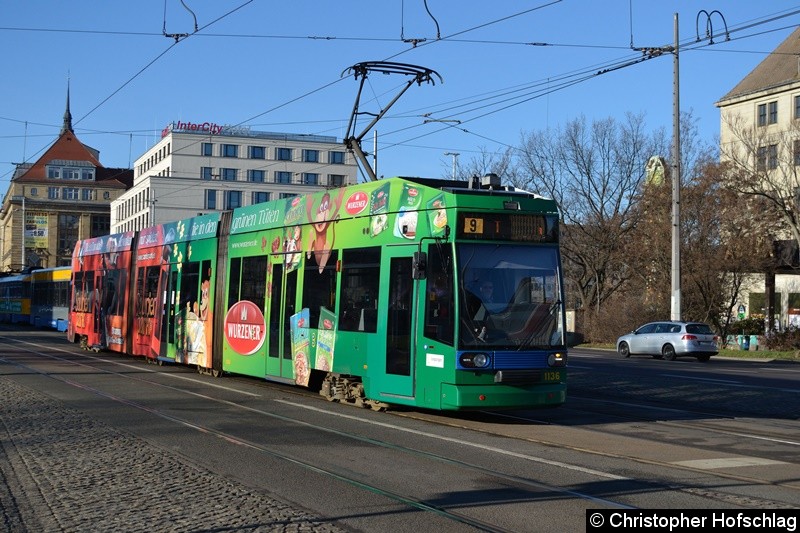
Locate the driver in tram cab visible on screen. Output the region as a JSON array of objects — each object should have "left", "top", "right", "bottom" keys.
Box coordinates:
[{"left": 471, "top": 279, "right": 498, "bottom": 322}]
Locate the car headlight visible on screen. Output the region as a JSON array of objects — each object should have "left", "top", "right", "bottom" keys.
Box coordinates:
[{"left": 548, "top": 352, "right": 567, "bottom": 367}]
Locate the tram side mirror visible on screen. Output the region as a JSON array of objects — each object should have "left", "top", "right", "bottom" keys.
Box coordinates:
[{"left": 412, "top": 251, "right": 427, "bottom": 280}]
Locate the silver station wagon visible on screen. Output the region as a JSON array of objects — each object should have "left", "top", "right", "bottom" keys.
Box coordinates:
[{"left": 616, "top": 321, "right": 719, "bottom": 362}]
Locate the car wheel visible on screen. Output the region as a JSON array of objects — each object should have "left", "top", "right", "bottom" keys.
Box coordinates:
[
  {"left": 697, "top": 354, "right": 711, "bottom": 362},
  {"left": 662, "top": 344, "right": 677, "bottom": 361},
  {"left": 618, "top": 342, "right": 630, "bottom": 358}
]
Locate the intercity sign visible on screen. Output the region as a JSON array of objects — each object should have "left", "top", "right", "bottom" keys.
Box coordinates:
[{"left": 162, "top": 121, "right": 251, "bottom": 138}]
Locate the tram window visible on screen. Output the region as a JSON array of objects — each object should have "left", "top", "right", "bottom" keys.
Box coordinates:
[
  {"left": 283, "top": 269, "right": 298, "bottom": 359},
  {"left": 338, "top": 247, "right": 380, "bottom": 333},
  {"left": 200, "top": 260, "right": 211, "bottom": 318},
  {"left": 104, "top": 269, "right": 122, "bottom": 316},
  {"left": 240, "top": 256, "right": 268, "bottom": 312},
  {"left": 73, "top": 272, "right": 84, "bottom": 310},
  {"left": 424, "top": 244, "right": 454, "bottom": 345},
  {"left": 55, "top": 281, "right": 69, "bottom": 307},
  {"left": 181, "top": 261, "right": 200, "bottom": 317},
  {"left": 228, "top": 257, "right": 242, "bottom": 309},
  {"left": 135, "top": 268, "right": 146, "bottom": 317},
  {"left": 302, "top": 249, "right": 338, "bottom": 327},
  {"left": 85, "top": 272, "right": 94, "bottom": 313},
  {"left": 145, "top": 267, "right": 159, "bottom": 311},
  {"left": 269, "top": 263, "right": 283, "bottom": 357}
]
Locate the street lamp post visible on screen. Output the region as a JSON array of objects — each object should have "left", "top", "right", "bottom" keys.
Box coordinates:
[
  {"left": 670, "top": 13, "right": 681, "bottom": 322},
  {"left": 12, "top": 195, "right": 25, "bottom": 269},
  {"left": 444, "top": 152, "right": 460, "bottom": 179}
]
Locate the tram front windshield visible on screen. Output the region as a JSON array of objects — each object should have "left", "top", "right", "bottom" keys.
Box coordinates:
[{"left": 457, "top": 243, "right": 563, "bottom": 350}]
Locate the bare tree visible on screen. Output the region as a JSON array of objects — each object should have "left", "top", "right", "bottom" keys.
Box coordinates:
[
  {"left": 449, "top": 146, "right": 515, "bottom": 183},
  {"left": 516, "top": 113, "right": 667, "bottom": 317},
  {"left": 720, "top": 114, "right": 800, "bottom": 246}
]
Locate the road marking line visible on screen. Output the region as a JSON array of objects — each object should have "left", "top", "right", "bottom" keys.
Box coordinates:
[
  {"left": 672, "top": 457, "right": 786, "bottom": 469},
  {"left": 277, "top": 400, "right": 627, "bottom": 481}
]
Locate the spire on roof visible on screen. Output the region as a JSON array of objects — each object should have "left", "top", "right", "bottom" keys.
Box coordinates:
[{"left": 61, "top": 77, "right": 73, "bottom": 134}]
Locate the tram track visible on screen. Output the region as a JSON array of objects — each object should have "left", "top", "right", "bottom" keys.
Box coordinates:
[
  {"left": 558, "top": 396, "right": 800, "bottom": 447},
  {"left": 1, "top": 334, "right": 635, "bottom": 529},
  {"left": 4, "top": 331, "right": 800, "bottom": 512}
]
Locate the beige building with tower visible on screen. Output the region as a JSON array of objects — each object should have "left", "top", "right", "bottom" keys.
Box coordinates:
[{"left": 0, "top": 92, "right": 132, "bottom": 271}]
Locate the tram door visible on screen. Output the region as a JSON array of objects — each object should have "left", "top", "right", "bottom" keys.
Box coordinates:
[
  {"left": 159, "top": 269, "right": 178, "bottom": 358},
  {"left": 378, "top": 251, "right": 416, "bottom": 398},
  {"left": 266, "top": 263, "right": 298, "bottom": 379}
]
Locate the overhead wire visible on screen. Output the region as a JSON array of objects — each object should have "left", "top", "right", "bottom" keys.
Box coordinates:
[{"left": 2, "top": 3, "right": 800, "bottom": 184}]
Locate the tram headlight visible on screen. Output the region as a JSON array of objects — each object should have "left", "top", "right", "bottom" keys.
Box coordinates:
[
  {"left": 548, "top": 352, "right": 567, "bottom": 367},
  {"left": 459, "top": 352, "right": 491, "bottom": 369}
]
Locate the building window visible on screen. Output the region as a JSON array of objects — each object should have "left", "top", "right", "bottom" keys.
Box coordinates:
[
  {"left": 48, "top": 187, "right": 59, "bottom": 199},
  {"left": 758, "top": 103, "right": 767, "bottom": 127},
  {"left": 769, "top": 101, "right": 778, "bottom": 124},
  {"left": 201, "top": 167, "right": 214, "bottom": 180},
  {"left": 279, "top": 192, "right": 298, "bottom": 199},
  {"left": 328, "top": 174, "right": 346, "bottom": 187},
  {"left": 757, "top": 146, "right": 767, "bottom": 171},
  {"left": 57, "top": 214, "right": 80, "bottom": 262},
  {"left": 794, "top": 140, "right": 800, "bottom": 166},
  {"left": 221, "top": 168, "right": 237, "bottom": 181},
  {"left": 795, "top": 96, "right": 800, "bottom": 120},
  {"left": 202, "top": 143, "right": 213, "bottom": 156},
  {"left": 91, "top": 215, "right": 110, "bottom": 238},
  {"left": 249, "top": 146, "right": 265, "bottom": 159},
  {"left": 103, "top": 191, "right": 110, "bottom": 200},
  {"left": 303, "top": 173, "right": 319, "bottom": 185},
  {"left": 275, "top": 171, "right": 292, "bottom": 184},
  {"left": 252, "top": 191, "right": 269, "bottom": 204},
  {"left": 329, "top": 151, "right": 345, "bottom": 164},
  {"left": 248, "top": 169, "right": 265, "bottom": 183},
  {"left": 47, "top": 167, "right": 61, "bottom": 179},
  {"left": 225, "top": 190, "right": 242, "bottom": 209},
  {"left": 81, "top": 189, "right": 95, "bottom": 201},
  {"left": 303, "top": 149, "right": 319, "bottom": 163},
  {"left": 63, "top": 187, "right": 79, "bottom": 200},
  {"left": 206, "top": 190, "right": 217, "bottom": 210},
  {"left": 276, "top": 147, "right": 292, "bottom": 161},
  {"left": 30, "top": 188, "right": 38, "bottom": 197},
  {"left": 768, "top": 144, "right": 779, "bottom": 169},
  {"left": 81, "top": 168, "right": 94, "bottom": 180},
  {"left": 222, "top": 144, "right": 238, "bottom": 158}
]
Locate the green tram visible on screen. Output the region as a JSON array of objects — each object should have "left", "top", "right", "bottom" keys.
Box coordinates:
[
  {"left": 221, "top": 176, "right": 566, "bottom": 410},
  {"left": 69, "top": 176, "right": 567, "bottom": 411}
]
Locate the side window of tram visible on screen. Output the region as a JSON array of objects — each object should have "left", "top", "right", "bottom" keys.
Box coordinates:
[
  {"left": 338, "top": 247, "right": 381, "bottom": 333},
  {"left": 181, "top": 261, "right": 200, "bottom": 317},
  {"left": 228, "top": 257, "right": 242, "bottom": 309},
  {"left": 73, "top": 271, "right": 85, "bottom": 311},
  {"left": 145, "top": 267, "right": 159, "bottom": 320},
  {"left": 424, "top": 245, "right": 454, "bottom": 346},
  {"left": 302, "top": 249, "right": 339, "bottom": 327},
  {"left": 240, "top": 256, "right": 268, "bottom": 313}
]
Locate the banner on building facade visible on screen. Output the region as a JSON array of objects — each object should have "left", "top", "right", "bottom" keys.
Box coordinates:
[{"left": 24, "top": 212, "right": 48, "bottom": 248}]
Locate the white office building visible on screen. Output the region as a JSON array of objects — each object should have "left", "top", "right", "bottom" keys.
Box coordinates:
[{"left": 112, "top": 121, "right": 358, "bottom": 232}]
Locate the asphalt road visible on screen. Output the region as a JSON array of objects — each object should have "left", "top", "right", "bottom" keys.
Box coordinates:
[{"left": 1, "top": 328, "right": 798, "bottom": 532}]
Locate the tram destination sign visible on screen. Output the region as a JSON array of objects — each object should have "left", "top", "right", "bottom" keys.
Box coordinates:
[{"left": 456, "top": 212, "right": 558, "bottom": 243}]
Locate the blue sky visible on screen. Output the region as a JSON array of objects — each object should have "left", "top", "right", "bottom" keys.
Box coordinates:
[{"left": 1, "top": 1, "right": 799, "bottom": 187}]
